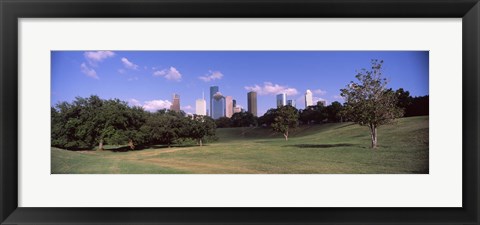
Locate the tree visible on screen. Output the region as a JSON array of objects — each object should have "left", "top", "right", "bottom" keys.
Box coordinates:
[
  {"left": 326, "top": 101, "right": 343, "bottom": 122},
  {"left": 122, "top": 106, "right": 148, "bottom": 149},
  {"left": 395, "top": 88, "right": 412, "bottom": 109},
  {"left": 93, "top": 98, "right": 148, "bottom": 151},
  {"left": 141, "top": 110, "right": 186, "bottom": 148},
  {"left": 230, "top": 112, "right": 256, "bottom": 127},
  {"left": 50, "top": 95, "right": 147, "bottom": 150},
  {"left": 188, "top": 115, "right": 216, "bottom": 146},
  {"left": 340, "top": 59, "right": 403, "bottom": 148},
  {"left": 271, "top": 105, "right": 299, "bottom": 141},
  {"left": 299, "top": 103, "right": 327, "bottom": 124},
  {"left": 258, "top": 108, "right": 278, "bottom": 127},
  {"left": 51, "top": 96, "right": 103, "bottom": 150},
  {"left": 215, "top": 117, "right": 232, "bottom": 128},
  {"left": 405, "top": 95, "right": 429, "bottom": 117}
]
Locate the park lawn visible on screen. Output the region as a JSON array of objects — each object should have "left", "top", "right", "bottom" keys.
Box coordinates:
[{"left": 51, "top": 116, "right": 429, "bottom": 174}]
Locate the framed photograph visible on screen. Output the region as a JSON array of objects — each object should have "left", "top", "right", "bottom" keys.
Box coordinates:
[{"left": 1, "top": 0, "right": 479, "bottom": 224}]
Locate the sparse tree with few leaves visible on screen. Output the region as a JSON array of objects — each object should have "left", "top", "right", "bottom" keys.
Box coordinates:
[{"left": 340, "top": 60, "right": 403, "bottom": 149}]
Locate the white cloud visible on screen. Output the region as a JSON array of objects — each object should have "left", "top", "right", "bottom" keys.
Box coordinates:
[
  {"left": 80, "top": 63, "right": 98, "bottom": 79},
  {"left": 143, "top": 100, "right": 172, "bottom": 112},
  {"left": 313, "top": 89, "right": 327, "bottom": 95},
  {"left": 153, "top": 67, "right": 182, "bottom": 81},
  {"left": 245, "top": 82, "right": 298, "bottom": 96},
  {"left": 84, "top": 51, "right": 115, "bottom": 66},
  {"left": 313, "top": 97, "right": 327, "bottom": 104},
  {"left": 128, "top": 98, "right": 142, "bottom": 107},
  {"left": 121, "top": 57, "right": 139, "bottom": 70},
  {"left": 199, "top": 71, "right": 223, "bottom": 82},
  {"left": 213, "top": 92, "right": 224, "bottom": 100},
  {"left": 128, "top": 98, "right": 172, "bottom": 112},
  {"left": 182, "top": 105, "right": 194, "bottom": 114}
]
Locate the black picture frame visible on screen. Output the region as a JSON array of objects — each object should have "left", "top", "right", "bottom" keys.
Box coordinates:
[{"left": 1, "top": 0, "right": 479, "bottom": 224}]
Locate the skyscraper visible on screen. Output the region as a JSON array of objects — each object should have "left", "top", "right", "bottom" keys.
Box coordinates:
[
  {"left": 170, "top": 93, "right": 180, "bottom": 112},
  {"left": 232, "top": 99, "right": 237, "bottom": 108},
  {"left": 287, "top": 99, "right": 296, "bottom": 108},
  {"left": 247, "top": 91, "right": 257, "bottom": 116},
  {"left": 225, "top": 96, "right": 233, "bottom": 118},
  {"left": 276, "top": 93, "right": 287, "bottom": 108},
  {"left": 209, "top": 86, "right": 219, "bottom": 118},
  {"left": 317, "top": 100, "right": 327, "bottom": 107},
  {"left": 196, "top": 92, "right": 206, "bottom": 116},
  {"left": 305, "top": 89, "right": 313, "bottom": 108},
  {"left": 212, "top": 92, "right": 225, "bottom": 119},
  {"left": 233, "top": 106, "right": 242, "bottom": 113}
]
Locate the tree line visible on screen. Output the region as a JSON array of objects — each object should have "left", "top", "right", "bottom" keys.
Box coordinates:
[
  {"left": 51, "top": 95, "right": 216, "bottom": 150},
  {"left": 215, "top": 90, "right": 427, "bottom": 129}
]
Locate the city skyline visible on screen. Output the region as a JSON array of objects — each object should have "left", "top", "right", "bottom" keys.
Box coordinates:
[{"left": 51, "top": 51, "right": 429, "bottom": 116}]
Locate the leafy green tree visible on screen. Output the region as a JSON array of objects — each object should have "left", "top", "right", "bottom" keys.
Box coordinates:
[
  {"left": 299, "top": 103, "right": 327, "bottom": 124},
  {"left": 142, "top": 111, "right": 182, "bottom": 147},
  {"left": 271, "top": 105, "right": 299, "bottom": 141},
  {"left": 215, "top": 117, "right": 232, "bottom": 128},
  {"left": 94, "top": 98, "right": 148, "bottom": 150},
  {"left": 96, "top": 99, "right": 128, "bottom": 150},
  {"left": 325, "top": 101, "right": 344, "bottom": 122},
  {"left": 51, "top": 96, "right": 104, "bottom": 150},
  {"left": 51, "top": 96, "right": 147, "bottom": 150},
  {"left": 405, "top": 95, "right": 429, "bottom": 117},
  {"left": 395, "top": 88, "right": 412, "bottom": 109},
  {"left": 231, "top": 112, "right": 256, "bottom": 127},
  {"left": 340, "top": 60, "right": 403, "bottom": 148},
  {"left": 122, "top": 106, "right": 147, "bottom": 149},
  {"left": 188, "top": 115, "right": 216, "bottom": 146},
  {"left": 258, "top": 108, "right": 278, "bottom": 127}
]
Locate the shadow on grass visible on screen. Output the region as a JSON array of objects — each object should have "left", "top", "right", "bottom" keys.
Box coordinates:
[
  {"left": 109, "top": 146, "right": 136, "bottom": 152},
  {"left": 108, "top": 144, "right": 206, "bottom": 152},
  {"left": 150, "top": 144, "right": 208, "bottom": 148},
  {"left": 284, "top": 143, "right": 356, "bottom": 149}
]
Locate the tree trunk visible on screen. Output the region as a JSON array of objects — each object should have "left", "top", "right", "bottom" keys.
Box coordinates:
[
  {"left": 199, "top": 139, "right": 203, "bottom": 147},
  {"left": 284, "top": 130, "right": 288, "bottom": 141},
  {"left": 98, "top": 139, "right": 104, "bottom": 151},
  {"left": 370, "top": 126, "right": 377, "bottom": 149},
  {"left": 128, "top": 139, "right": 135, "bottom": 150}
]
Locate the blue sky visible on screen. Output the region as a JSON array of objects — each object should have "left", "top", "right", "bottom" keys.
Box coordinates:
[{"left": 51, "top": 51, "right": 429, "bottom": 116}]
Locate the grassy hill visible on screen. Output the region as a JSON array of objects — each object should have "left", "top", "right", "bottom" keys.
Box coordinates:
[{"left": 51, "top": 116, "right": 429, "bottom": 174}]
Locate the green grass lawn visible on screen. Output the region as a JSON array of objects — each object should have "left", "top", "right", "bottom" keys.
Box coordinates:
[{"left": 51, "top": 116, "right": 429, "bottom": 174}]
